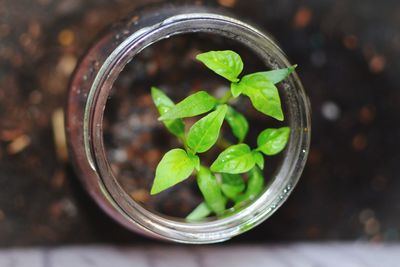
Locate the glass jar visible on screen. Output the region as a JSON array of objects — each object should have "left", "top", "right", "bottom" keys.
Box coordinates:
[{"left": 66, "top": 3, "right": 311, "bottom": 244}]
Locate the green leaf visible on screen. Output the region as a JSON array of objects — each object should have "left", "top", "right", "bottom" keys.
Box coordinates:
[
  {"left": 197, "top": 166, "right": 226, "bottom": 214},
  {"left": 246, "top": 166, "right": 265, "bottom": 198},
  {"left": 220, "top": 173, "right": 245, "bottom": 200},
  {"left": 230, "top": 66, "right": 296, "bottom": 98},
  {"left": 210, "top": 144, "right": 255, "bottom": 174},
  {"left": 235, "top": 166, "right": 264, "bottom": 205},
  {"left": 196, "top": 50, "right": 243, "bottom": 82},
  {"left": 252, "top": 151, "right": 264, "bottom": 169},
  {"left": 235, "top": 72, "right": 284, "bottom": 121},
  {"left": 187, "top": 105, "right": 228, "bottom": 153},
  {"left": 151, "top": 86, "right": 174, "bottom": 114},
  {"left": 188, "top": 153, "right": 200, "bottom": 171},
  {"left": 257, "top": 127, "right": 291, "bottom": 155},
  {"left": 150, "top": 149, "right": 195, "bottom": 195},
  {"left": 257, "top": 65, "right": 297, "bottom": 84},
  {"left": 151, "top": 87, "right": 185, "bottom": 137},
  {"left": 225, "top": 106, "right": 249, "bottom": 142},
  {"left": 230, "top": 82, "right": 242, "bottom": 97},
  {"left": 186, "top": 202, "right": 212, "bottom": 221},
  {"left": 159, "top": 91, "right": 217, "bottom": 121}
]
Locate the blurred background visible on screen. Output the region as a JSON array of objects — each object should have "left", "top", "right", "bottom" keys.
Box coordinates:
[{"left": 0, "top": 0, "right": 399, "bottom": 247}]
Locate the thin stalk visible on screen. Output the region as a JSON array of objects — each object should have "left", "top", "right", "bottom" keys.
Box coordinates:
[
  {"left": 216, "top": 136, "right": 233, "bottom": 150},
  {"left": 218, "top": 90, "right": 233, "bottom": 104}
]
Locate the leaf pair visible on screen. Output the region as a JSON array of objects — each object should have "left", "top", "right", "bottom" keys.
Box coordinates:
[
  {"left": 197, "top": 50, "right": 296, "bottom": 121},
  {"left": 232, "top": 74, "right": 284, "bottom": 121},
  {"left": 151, "top": 90, "right": 228, "bottom": 195},
  {"left": 235, "top": 166, "right": 265, "bottom": 205},
  {"left": 210, "top": 127, "right": 291, "bottom": 174},
  {"left": 187, "top": 166, "right": 264, "bottom": 220},
  {"left": 187, "top": 170, "right": 246, "bottom": 221},
  {"left": 150, "top": 50, "right": 296, "bottom": 221},
  {"left": 155, "top": 87, "right": 228, "bottom": 154}
]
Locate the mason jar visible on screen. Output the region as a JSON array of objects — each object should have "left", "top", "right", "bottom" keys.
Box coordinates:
[{"left": 66, "top": 3, "right": 311, "bottom": 244}]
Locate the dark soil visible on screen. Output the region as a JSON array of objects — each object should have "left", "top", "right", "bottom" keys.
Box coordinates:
[{"left": 1, "top": 0, "right": 399, "bottom": 245}]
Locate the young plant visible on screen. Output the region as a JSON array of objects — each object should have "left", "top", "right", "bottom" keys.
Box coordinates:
[{"left": 150, "top": 50, "right": 295, "bottom": 220}]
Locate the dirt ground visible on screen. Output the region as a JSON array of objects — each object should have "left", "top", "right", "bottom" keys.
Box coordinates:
[{"left": 0, "top": 0, "right": 399, "bottom": 245}]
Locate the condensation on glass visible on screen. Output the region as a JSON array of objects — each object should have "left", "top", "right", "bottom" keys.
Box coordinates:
[{"left": 66, "top": 4, "right": 311, "bottom": 244}]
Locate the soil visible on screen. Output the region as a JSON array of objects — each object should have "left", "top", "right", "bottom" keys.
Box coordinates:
[{"left": 1, "top": 0, "right": 400, "bottom": 245}]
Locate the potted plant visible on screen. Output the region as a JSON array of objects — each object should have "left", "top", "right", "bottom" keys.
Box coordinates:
[
  {"left": 66, "top": 3, "right": 311, "bottom": 243},
  {"left": 149, "top": 50, "right": 295, "bottom": 221}
]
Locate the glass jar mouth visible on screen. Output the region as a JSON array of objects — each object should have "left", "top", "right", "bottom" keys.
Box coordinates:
[{"left": 70, "top": 8, "right": 311, "bottom": 244}]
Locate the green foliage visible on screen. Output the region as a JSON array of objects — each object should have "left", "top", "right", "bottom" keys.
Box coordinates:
[
  {"left": 257, "top": 127, "right": 291, "bottom": 155},
  {"left": 197, "top": 166, "right": 226, "bottom": 214},
  {"left": 186, "top": 202, "right": 212, "bottom": 221},
  {"left": 211, "top": 144, "right": 255, "bottom": 174},
  {"left": 233, "top": 73, "right": 284, "bottom": 121},
  {"left": 187, "top": 105, "right": 227, "bottom": 153},
  {"left": 252, "top": 151, "right": 264, "bottom": 170},
  {"left": 150, "top": 149, "right": 197, "bottom": 195},
  {"left": 246, "top": 167, "right": 265, "bottom": 197},
  {"left": 225, "top": 106, "right": 249, "bottom": 142},
  {"left": 235, "top": 166, "right": 265, "bottom": 205},
  {"left": 149, "top": 50, "right": 296, "bottom": 220},
  {"left": 220, "top": 173, "right": 245, "bottom": 200},
  {"left": 151, "top": 87, "right": 185, "bottom": 138},
  {"left": 196, "top": 50, "right": 243, "bottom": 82},
  {"left": 159, "top": 91, "right": 217, "bottom": 121},
  {"left": 258, "top": 65, "right": 297, "bottom": 84}
]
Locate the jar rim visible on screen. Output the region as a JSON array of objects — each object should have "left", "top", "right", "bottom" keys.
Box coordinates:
[{"left": 78, "top": 8, "right": 311, "bottom": 244}]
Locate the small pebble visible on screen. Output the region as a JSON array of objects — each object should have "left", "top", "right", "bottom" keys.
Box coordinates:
[
  {"left": 321, "top": 101, "right": 340, "bottom": 120},
  {"left": 56, "top": 54, "right": 77, "bottom": 76},
  {"left": 7, "top": 134, "right": 31, "bottom": 154},
  {"left": 352, "top": 134, "right": 367, "bottom": 151},
  {"left": 60, "top": 198, "right": 78, "bottom": 217},
  {"left": 52, "top": 108, "right": 68, "bottom": 161},
  {"left": 359, "top": 106, "right": 375, "bottom": 124},
  {"left": 110, "top": 149, "right": 128, "bottom": 163},
  {"left": 58, "top": 29, "right": 75, "bottom": 46},
  {"left": 369, "top": 55, "right": 386, "bottom": 73},
  {"left": 343, "top": 34, "right": 358, "bottom": 50},
  {"left": 51, "top": 170, "right": 66, "bottom": 189},
  {"left": 218, "top": 0, "right": 236, "bottom": 8},
  {"left": 131, "top": 189, "right": 150, "bottom": 203},
  {"left": 293, "top": 7, "right": 312, "bottom": 28}
]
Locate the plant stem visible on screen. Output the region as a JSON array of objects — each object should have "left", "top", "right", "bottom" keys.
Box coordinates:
[
  {"left": 179, "top": 135, "right": 189, "bottom": 151},
  {"left": 219, "top": 90, "right": 233, "bottom": 104},
  {"left": 216, "top": 136, "right": 232, "bottom": 150}
]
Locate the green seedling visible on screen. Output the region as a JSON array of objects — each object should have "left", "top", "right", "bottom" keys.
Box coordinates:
[{"left": 150, "top": 50, "right": 295, "bottom": 220}]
